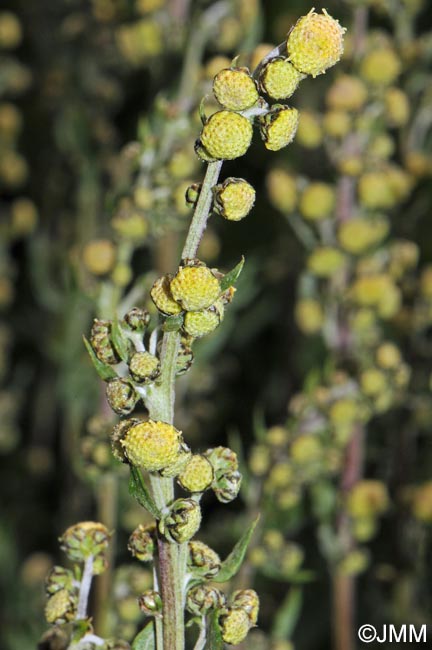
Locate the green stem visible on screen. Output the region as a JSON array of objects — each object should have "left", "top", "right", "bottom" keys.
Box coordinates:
[{"left": 182, "top": 161, "right": 223, "bottom": 259}]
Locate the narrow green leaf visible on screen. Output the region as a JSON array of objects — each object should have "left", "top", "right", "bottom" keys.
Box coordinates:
[
  {"left": 220, "top": 256, "right": 245, "bottom": 293},
  {"left": 111, "top": 318, "right": 130, "bottom": 362},
  {"left": 82, "top": 336, "right": 117, "bottom": 381},
  {"left": 129, "top": 467, "right": 161, "bottom": 519},
  {"left": 132, "top": 622, "right": 155, "bottom": 650},
  {"left": 272, "top": 587, "right": 303, "bottom": 641},
  {"left": 163, "top": 314, "right": 184, "bottom": 332},
  {"left": 206, "top": 610, "right": 224, "bottom": 650},
  {"left": 213, "top": 515, "right": 259, "bottom": 583}
]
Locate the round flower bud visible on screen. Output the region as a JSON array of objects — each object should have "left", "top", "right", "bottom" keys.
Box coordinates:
[
  {"left": 231, "top": 589, "right": 259, "bottom": 626},
  {"left": 124, "top": 307, "right": 150, "bottom": 331},
  {"left": 299, "top": 183, "right": 335, "bottom": 221},
  {"left": 186, "top": 584, "right": 226, "bottom": 617},
  {"left": 82, "top": 239, "right": 116, "bottom": 276},
  {"left": 219, "top": 607, "right": 251, "bottom": 645},
  {"left": 128, "top": 524, "right": 156, "bottom": 562},
  {"left": 170, "top": 265, "right": 221, "bottom": 312},
  {"left": 151, "top": 275, "right": 182, "bottom": 315},
  {"left": 412, "top": 482, "right": 432, "bottom": 522},
  {"left": 376, "top": 342, "right": 401, "bottom": 370},
  {"left": 159, "top": 499, "right": 202, "bottom": 543},
  {"left": 286, "top": 9, "right": 345, "bottom": 78},
  {"left": 213, "top": 177, "right": 256, "bottom": 222},
  {"left": 213, "top": 470, "right": 242, "bottom": 503},
  {"left": 384, "top": 87, "right": 410, "bottom": 127},
  {"left": 60, "top": 522, "right": 111, "bottom": 574},
  {"left": 259, "top": 57, "right": 304, "bottom": 100},
  {"left": 183, "top": 301, "right": 224, "bottom": 339},
  {"left": 187, "top": 540, "right": 221, "bottom": 578},
  {"left": 326, "top": 75, "right": 368, "bottom": 112},
  {"left": 295, "top": 298, "right": 324, "bottom": 335},
  {"left": 45, "top": 566, "right": 74, "bottom": 596},
  {"left": 129, "top": 351, "right": 160, "bottom": 383},
  {"left": 360, "top": 48, "right": 401, "bottom": 86},
  {"left": 10, "top": 197, "right": 38, "bottom": 236},
  {"left": 213, "top": 67, "right": 259, "bottom": 111},
  {"left": 296, "top": 110, "right": 323, "bottom": 148},
  {"left": 259, "top": 105, "right": 299, "bottom": 151},
  {"left": 337, "top": 216, "right": 389, "bottom": 255},
  {"left": 322, "top": 110, "right": 351, "bottom": 138},
  {"left": 106, "top": 379, "right": 138, "bottom": 416},
  {"left": 307, "top": 247, "right": 346, "bottom": 278},
  {"left": 90, "top": 319, "right": 120, "bottom": 365},
  {"left": 0, "top": 12, "right": 22, "bottom": 50},
  {"left": 198, "top": 111, "right": 253, "bottom": 161},
  {"left": 120, "top": 420, "right": 184, "bottom": 473},
  {"left": 205, "top": 446, "right": 238, "bottom": 474},
  {"left": 266, "top": 168, "right": 297, "bottom": 213},
  {"left": 360, "top": 368, "right": 386, "bottom": 397},
  {"left": 346, "top": 480, "right": 389, "bottom": 519},
  {"left": 45, "top": 589, "right": 76, "bottom": 624},
  {"left": 178, "top": 454, "right": 214, "bottom": 492},
  {"left": 138, "top": 590, "right": 162, "bottom": 616}
]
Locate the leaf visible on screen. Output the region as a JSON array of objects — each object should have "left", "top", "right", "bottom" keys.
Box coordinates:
[
  {"left": 82, "top": 336, "right": 117, "bottom": 382},
  {"left": 220, "top": 256, "right": 245, "bottom": 293},
  {"left": 163, "top": 314, "right": 184, "bottom": 332},
  {"left": 272, "top": 587, "right": 303, "bottom": 641},
  {"left": 132, "top": 622, "right": 155, "bottom": 650},
  {"left": 111, "top": 317, "right": 130, "bottom": 362},
  {"left": 129, "top": 466, "right": 161, "bottom": 519},
  {"left": 213, "top": 515, "right": 259, "bottom": 583},
  {"left": 206, "top": 610, "right": 224, "bottom": 650}
]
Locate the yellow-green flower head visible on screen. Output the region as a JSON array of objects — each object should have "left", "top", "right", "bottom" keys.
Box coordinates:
[
  {"left": 295, "top": 298, "right": 324, "bottom": 334},
  {"left": 358, "top": 172, "right": 397, "bottom": 209},
  {"left": 60, "top": 522, "right": 111, "bottom": 573},
  {"left": 128, "top": 523, "right": 156, "bottom": 562},
  {"left": 220, "top": 607, "right": 251, "bottom": 645},
  {"left": 326, "top": 74, "right": 368, "bottom": 112},
  {"left": 307, "top": 246, "right": 346, "bottom": 278},
  {"left": 178, "top": 454, "right": 214, "bottom": 492},
  {"left": 360, "top": 47, "right": 401, "bottom": 86},
  {"left": 259, "top": 57, "right": 304, "bottom": 100},
  {"left": 198, "top": 110, "right": 253, "bottom": 161},
  {"left": 45, "top": 589, "right": 76, "bottom": 624},
  {"left": 291, "top": 434, "right": 322, "bottom": 464},
  {"left": 106, "top": 378, "right": 138, "bottom": 416},
  {"left": 360, "top": 368, "right": 386, "bottom": 397},
  {"left": 170, "top": 264, "right": 221, "bottom": 312},
  {"left": 338, "top": 216, "right": 389, "bottom": 255},
  {"left": 213, "top": 67, "right": 259, "bottom": 111},
  {"left": 150, "top": 274, "right": 182, "bottom": 315},
  {"left": 120, "top": 420, "right": 185, "bottom": 472},
  {"left": 231, "top": 589, "right": 259, "bottom": 626},
  {"left": 347, "top": 480, "right": 389, "bottom": 518},
  {"left": 187, "top": 584, "right": 226, "bottom": 617},
  {"left": 159, "top": 498, "right": 202, "bottom": 543},
  {"left": 296, "top": 110, "right": 323, "bottom": 148},
  {"left": 384, "top": 87, "right": 410, "bottom": 127},
  {"left": 188, "top": 540, "right": 221, "bottom": 578},
  {"left": 45, "top": 566, "right": 74, "bottom": 596},
  {"left": 138, "top": 590, "right": 163, "bottom": 616},
  {"left": 0, "top": 11, "right": 22, "bottom": 50},
  {"left": 259, "top": 105, "right": 299, "bottom": 151},
  {"left": 350, "top": 274, "right": 394, "bottom": 306},
  {"left": 286, "top": 9, "right": 346, "bottom": 78},
  {"left": 129, "top": 351, "right": 160, "bottom": 383},
  {"left": 412, "top": 482, "right": 432, "bottom": 523},
  {"left": 266, "top": 168, "right": 297, "bottom": 213},
  {"left": 213, "top": 177, "right": 256, "bottom": 221},
  {"left": 322, "top": 110, "right": 351, "bottom": 138},
  {"left": 376, "top": 342, "right": 401, "bottom": 369},
  {"left": 299, "top": 182, "right": 335, "bottom": 221}
]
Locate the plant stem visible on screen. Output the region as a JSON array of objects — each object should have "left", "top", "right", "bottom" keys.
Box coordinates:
[
  {"left": 77, "top": 556, "right": 94, "bottom": 619},
  {"left": 181, "top": 161, "right": 223, "bottom": 260}
]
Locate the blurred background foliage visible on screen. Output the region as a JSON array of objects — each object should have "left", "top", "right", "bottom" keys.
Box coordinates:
[{"left": 1, "top": 0, "right": 432, "bottom": 648}]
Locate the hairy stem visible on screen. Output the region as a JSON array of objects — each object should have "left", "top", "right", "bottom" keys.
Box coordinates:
[{"left": 77, "top": 556, "right": 94, "bottom": 620}]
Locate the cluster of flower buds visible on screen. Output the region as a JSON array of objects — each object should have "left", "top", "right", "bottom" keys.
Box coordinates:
[
  {"left": 151, "top": 259, "right": 236, "bottom": 340},
  {"left": 44, "top": 522, "right": 111, "bottom": 625}
]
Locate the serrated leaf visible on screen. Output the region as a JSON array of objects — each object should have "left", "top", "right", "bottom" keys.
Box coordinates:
[
  {"left": 163, "top": 314, "right": 184, "bottom": 332},
  {"left": 220, "top": 256, "right": 245, "bottom": 293},
  {"left": 129, "top": 466, "right": 161, "bottom": 519},
  {"left": 206, "top": 610, "right": 224, "bottom": 650},
  {"left": 272, "top": 587, "right": 303, "bottom": 641},
  {"left": 82, "top": 336, "right": 117, "bottom": 381},
  {"left": 132, "top": 622, "right": 155, "bottom": 650},
  {"left": 213, "top": 515, "right": 259, "bottom": 583},
  {"left": 111, "top": 318, "right": 130, "bottom": 362}
]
